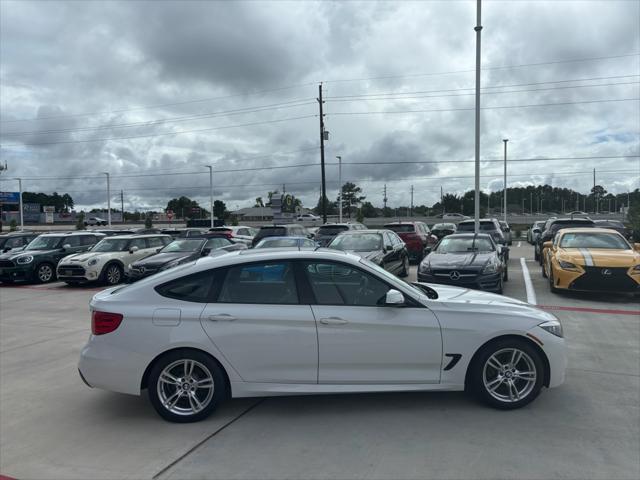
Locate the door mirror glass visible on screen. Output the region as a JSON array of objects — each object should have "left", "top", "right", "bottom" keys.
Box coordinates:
[
  {"left": 543, "top": 241, "right": 553, "bottom": 249},
  {"left": 62, "top": 244, "right": 71, "bottom": 250},
  {"left": 201, "top": 248, "right": 211, "bottom": 256},
  {"left": 156, "top": 248, "right": 162, "bottom": 253},
  {"left": 634, "top": 243, "right": 640, "bottom": 252},
  {"left": 385, "top": 289, "right": 405, "bottom": 306},
  {"left": 129, "top": 246, "right": 139, "bottom": 254}
]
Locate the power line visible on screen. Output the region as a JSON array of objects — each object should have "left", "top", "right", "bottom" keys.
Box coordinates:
[
  {"left": 1, "top": 99, "right": 316, "bottom": 137},
  {"left": 325, "top": 74, "right": 640, "bottom": 100},
  {"left": 0, "top": 114, "right": 317, "bottom": 147},
  {"left": 328, "top": 98, "right": 639, "bottom": 116}
]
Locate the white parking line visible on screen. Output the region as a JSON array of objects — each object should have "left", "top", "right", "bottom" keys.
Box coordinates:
[
  {"left": 517, "top": 241, "right": 522, "bottom": 248},
  {"left": 520, "top": 257, "right": 537, "bottom": 305}
]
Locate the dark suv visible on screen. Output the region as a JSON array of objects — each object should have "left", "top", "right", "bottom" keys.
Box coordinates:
[
  {"left": 0, "top": 232, "right": 104, "bottom": 283},
  {"left": 251, "top": 224, "right": 310, "bottom": 247},
  {"left": 0, "top": 232, "right": 38, "bottom": 253},
  {"left": 384, "top": 221, "right": 438, "bottom": 262},
  {"left": 314, "top": 223, "right": 366, "bottom": 247},
  {"left": 534, "top": 217, "right": 595, "bottom": 263}
]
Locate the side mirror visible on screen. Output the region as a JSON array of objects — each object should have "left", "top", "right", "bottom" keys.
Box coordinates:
[
  {"left": 129, "top": 246, "right": 139, "bottom": 254},
  {"left": 543, "top": 241, "right": 553, "bottom": 250},
  {"left": 155, "top": 248, "right": 162, "bottom": 253},
  {"left": 385, "top": 245, "right": 393, "bottom": 251},
  {"left": 384, "top": 289, "right": 405, "bottom": 306},
  {"left": 63, "top": 244, "right": 71, "bottom": 249},
  {"left": 634, "top": 243, "right": 640, "bottom": 252},
  {"left": 201, "top": 248, "right": 211, "bottom": 256},
  {"left": 307, "top": 233, "right": 314, "bottom": 239}
]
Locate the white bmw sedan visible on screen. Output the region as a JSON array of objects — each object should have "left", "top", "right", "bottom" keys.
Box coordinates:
[{"left": 79, "top": 249, "right": 566, "bottom": 423}]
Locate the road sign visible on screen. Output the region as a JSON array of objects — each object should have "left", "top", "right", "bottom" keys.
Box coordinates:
[{"left": 0, "top": 192, "right": 19, "bottom": 204}]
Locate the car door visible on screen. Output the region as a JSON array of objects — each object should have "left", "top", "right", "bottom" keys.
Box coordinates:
[
  {"left": 381, "top": 232, "right": 398, "bottom": 272},
  {"left": 128, "top": 237, "right": 152, "bottom": 262},
  {"left": 302, "top": 261, "right": 442, "bottom": 384},
  {"left": 199, "top": 260, "right": 318, "bottom": 383}
]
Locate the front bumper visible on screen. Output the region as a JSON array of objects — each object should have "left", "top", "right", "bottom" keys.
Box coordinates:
[
  {"left": 529, "top": 326, "right": 567, "bottom": 388},
  {"left": 417, "top": 271, "right": 502, "bottom": 292},
  {"left": 0, "top": 264, "right": 34, "bottom": 282},
  {"left": 57, "top": 263, "right": 101, "bottom": 283},
  {"left": 125, "top": 266, "right": 159, "bottom": 281},
  {"left": 553, "top": 265, "right": 640, "bottom": 293}
]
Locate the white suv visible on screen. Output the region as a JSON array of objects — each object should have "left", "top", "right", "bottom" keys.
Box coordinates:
[
  {"left": 57, "top": 234, "right": 171, "bottom": 285},
  {"left": 84, "top": 216, "right": 108, "bottom": 226}
]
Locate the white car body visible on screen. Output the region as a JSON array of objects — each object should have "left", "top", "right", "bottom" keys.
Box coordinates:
[
  {"left": 58, "top": 235, "right": 171, "bottom": 283},
  {"left": 442, "top": 213, "right": 470, "bottom": 221},
  {"left": 85, "top": 217, "right": 108, "bottom": 226},
  {"left": 209, "top": 226, "right": 256, "bottom": 246},
  {"left": 79, "top": 250, "right": 566, "bottom": 408},
  {"left": 296, "top": 213, "right": 321, "bottom": 226}
]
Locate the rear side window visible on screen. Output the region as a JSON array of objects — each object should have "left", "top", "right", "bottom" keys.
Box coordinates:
[
  {"left": 147, "top": 237, "right": 166, "bottom": 248},
  {"left": 155, "top": 270, "right": 216, "bottom": 303},
  {"left": 385, "top": 224, "right": 415, "bottom": 233},
  {"left": 129, "top": 238, "right": 147, "bottom": 249},
  {"left": 258, "top": 227, "right": 286, "bottom": 238},
  {"left": 218, "top": 262, "right": 298, "bottom": 304}
]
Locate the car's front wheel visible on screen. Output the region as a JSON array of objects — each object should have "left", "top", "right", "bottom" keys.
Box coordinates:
[
  {"left": 399, "top": 255, "right": 409, "bottom": 277},
  {"left": 148, "top": 350, "right": 226, "bottom": 423},
  {"left": 35, "top": 263, "right": 55, "bottom": 283},
  {"left": 469, "top": 339, "right": 544, "bottom": 410},
  {"left": 102, "top": 263, "right": 123, "bottom": 285}
]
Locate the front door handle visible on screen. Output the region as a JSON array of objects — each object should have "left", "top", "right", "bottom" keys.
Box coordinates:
[
  {"left": 208, "top": 314, "right": 236, "bottom": 322},
  {"left": 319, "top": 317, "right": 348, "bottom": 325}
]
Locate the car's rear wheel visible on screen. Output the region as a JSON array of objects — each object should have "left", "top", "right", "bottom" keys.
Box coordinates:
[
  {"left": 549, "top": 269, "right": 559, "bottom": 293},
  {"left": 148, "top": 350, "right": 226, "bottom": 423},
  {"left": 35, "top": 263, "right": 55, "bottom": 283},
  {"left": 503, "top": 266, "right": 509, "bottom": 282},
  {"left": 399, "top": 256, "right": 409, "bottom": 277},
  {"left": 469, "top": 339, "right": 544, "bottom": 410},
  {"left": 534, "top": 246, "right": 539, "bottom": 261},
  {"left": 102, "top": 263, "right": 123, "bottom": 285}
]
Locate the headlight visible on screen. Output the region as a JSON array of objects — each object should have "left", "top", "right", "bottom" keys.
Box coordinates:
[
  {"left": 418, "top": 262, "right": 431, "bottom": 273},
  {"left": 482, "top": 262, "right": 498, "bottom": 274},
  {"left": 538, "top": 320, "right": 564, "bottom": 338},
  {"left": 16, "top": 255, "right": 34, "bottom": 264},
  {"left": 88, "top": 258, "right": 98, "bottom": 266},
  {"left": 559, "top": 260, "right": 580, "bottom": 271}
]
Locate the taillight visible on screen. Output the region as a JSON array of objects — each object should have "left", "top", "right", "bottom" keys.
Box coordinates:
[{"left": 92, "top": 311, "right": 123, "bottom": 335}]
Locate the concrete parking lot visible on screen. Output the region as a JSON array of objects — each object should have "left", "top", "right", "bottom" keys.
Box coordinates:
[{"left": 1, "top": 243, "right": 638, "bottom": 480}]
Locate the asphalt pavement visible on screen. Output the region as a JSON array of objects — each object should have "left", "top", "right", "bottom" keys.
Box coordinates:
[{"left": 1, "top": 242, "right": 638, "bottom": 480}]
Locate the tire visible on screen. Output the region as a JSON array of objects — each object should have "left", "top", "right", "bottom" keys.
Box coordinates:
[
  {"left": 496, "top": 276, "right": 504, "bottom": 294},
  {"left": 399, "top": 256, "right": 409, "bottom": 277},
  {"left": 35, "top": 263, "right": 55, "bottom": 284},
  {"left": 148, "top": 349, "right": 226, "bottom": 423},
  {"left": 503, "top": 266, "right": 509, "bottom": 282},
  {"left": 534, "top": 246, "right": 539, "bottom": 261},
  {"left": 549, "top": 269, "right": 559, "bottom": 294},
  {"left": 102, "top": 263, "right": 123, "bottom": 286},
  {"left": 541, "top": 257, "right": 548, "bottom": 278},
  {"left": 468, "top": 338, "right": 545, "bottom": 410}
]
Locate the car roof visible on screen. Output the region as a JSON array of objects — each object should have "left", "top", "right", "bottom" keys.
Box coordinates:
[
  {"left": 557, "top": 227, "right": 624, "bottom": 235},
  {"left": 383, "top": 221, "right": 422, "bottom": 225},
  {"left": 459, "top": 218, "right": 496, "bottom": 224},
  {"left": 0, "top": 231, "right": 36, "bottom": 237},
  {"left": 442, "top": 233, "right": 492, "bottom": 238},
  {"left": 258, "top": 236, "right": 310, "bottom": 241},
  {"left": 99, "top": 234, "right": 171, "bottom": 240},
  {"left": 38, "top": 232, "right": 106, "bottom": 237},
  {"left": 338, "top": 229, "right": 386, "bottom": 234}
]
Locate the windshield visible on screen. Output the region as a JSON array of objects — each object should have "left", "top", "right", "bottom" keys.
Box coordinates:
[
  {"left": 559, "top": 232, "right": 629, "bottom": 249},
  {"left": 457, "top": 222, "right": 496, "bottom": 232},
  {"left": 160, "top": 239, "right": 204, "bottom": 253},
  {"left": 25, "top": 236, "right": 63, "bottom": 250},
  {"left": 256, "top": 238, "right": 300, "bottom": 248},
  {"left": 385, "top": 224, "right": 415, "bottom": 233},
  {"left": 551, "top": 221, "right": 593, "bottom": 232},
  {"left": 436, "top": 237, "right": 494, "bottom": 253},
  {"left": 257, "top": 227, "right": 286, "bottom": 237},
  {"left": 432, "top": 223, "right": 455, "bottom": 230},
  {"left": 329, "top": 233, "right": 382, "bottom": 252},
  {"left": 92, "top": 238, "right": 130, "bottom": 252},
  {"left": 317, "top": 226, "right": 348, "bottom": 235}
]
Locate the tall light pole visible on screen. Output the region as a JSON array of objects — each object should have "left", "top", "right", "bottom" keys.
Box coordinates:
[
  {"left": 103, "top": 172, "right": 111, "bottom": 227},
  {"left": 502, "top": 139, "right": 508, "bottom": 225},
  {"left": 205, "top": 165, "right": 213, "bottom": 228},
  {"left": 17, "top": 178, "right": 23, "bottom": 231},
  {"left": 336, "top": 155, "right": 342, "bottom": 223},
  {"left": 473, "top": 0, "right": 483, "bottom": 233}
]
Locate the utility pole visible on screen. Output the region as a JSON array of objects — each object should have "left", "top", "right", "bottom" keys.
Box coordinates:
[
  {"left": 205, "top": 165, "right": 213, "bottom": 228},
  {"left": 336, "top": 156, "right": 343, "bottom": 223},
  {"left": 317, "top": 84, "right": 327, "bottom": 224},
  {"left": 522, "top": 198, "right": 524, "bottom": 215},
  {"left": 473, "top": 0, "right": 483, "bottom": 233},
  {"left": 17, "top": 178, "right": 23, "bottom": 230},
  {"left": 593, "top": 168, "right": 597, "bottom": 214},
  {"left": 383, "top": 184, "right": 388, "bottom": 210},
  {"left": 282, "top": 184, "right": 286, "bottom": 194},
  {"left": 441, "top": 186, "right": 444, "bottom": 215},
  {"left": 103, "top": 172, "right": 111, "bottom": 227},
  {"left": 120, "top": 190, "right": 124, "bottom": 224},
  {"left": 503, "top": 139, "right": 508, "bottom": 225},
  {"left": 530, "top": 191, "right": 533, "bottom": 215},
  {"left": 410, "top": 185, "right": 414, "bottom": 217}
]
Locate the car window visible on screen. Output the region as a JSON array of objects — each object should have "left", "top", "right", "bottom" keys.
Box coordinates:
[
  {"left": 218, "top": 262, "right": 298, "bottom": 304},
  {"left": 130, "top": 238, "right": 147, "bottom": 250},
  {"left": 6, "top": 237, "right": 24, "bottom": 247},
  {"left": 303, "top": 261, "right": 390, "bottom": 306},
  {"left": 64, "top": 236, "right": 82, "bottom": 247},
  {"left": 302, "top": 239, "right": 316, "bottom": 248},
  {"left": 155, "top": 270, "right": 216, "bottom": 303},
  {"left": 147, "top": 237, "right": 166, "bottom": 248},
  {"left": 80, "top": 235, "right": 99, "bottom": 246},
  {"left": 237, "top": 228, "right": 248, "bottom": 236}
]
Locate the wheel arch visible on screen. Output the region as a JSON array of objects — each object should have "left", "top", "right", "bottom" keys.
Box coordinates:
[
  {"left": 140, "top": 347, "right": 231, "bottom": 398},
  {"left": 34, "top": 260, "right": 56, "bottom": 281},
  {"left": 99, "top": 259, "right": 125, "bottom": 278},
  {"left": 464, "top": 334, "right": 551, "bottom": 389}
]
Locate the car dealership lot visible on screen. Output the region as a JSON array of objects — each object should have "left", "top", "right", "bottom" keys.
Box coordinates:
[{"left": 1, "top": 244, "right": 638, "bottom": 480}]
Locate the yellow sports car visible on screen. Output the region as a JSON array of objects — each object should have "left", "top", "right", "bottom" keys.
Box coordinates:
[{"left": 542, "top": 228, "right": 640, "bottom": 294}]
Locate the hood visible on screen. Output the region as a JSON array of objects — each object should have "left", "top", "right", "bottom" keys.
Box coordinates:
[
  {"left": 5, "top": 248, "right": 59, "bottom": 260},
  {"left": 133, "top": 251, "right": 195, "bottom": 267},
  {"left": 63, "top": 252, "right": 102, "bottom": 263},
  {"left": 345, "top": 250, "right": 383, "bottom": 262},
  {"left": 558, "top": 248, "right": 639, "bottom": 267},
  {"left": 426, "top": 251, "right": 495, "bottom": 269},
  {"left": 1, "top": 245, "right": 26, "bottom": 254}
]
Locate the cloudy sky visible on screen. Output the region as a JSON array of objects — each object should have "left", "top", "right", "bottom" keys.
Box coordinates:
[{"left": 1, "top": 0, "right": 639, "bottom": 212}]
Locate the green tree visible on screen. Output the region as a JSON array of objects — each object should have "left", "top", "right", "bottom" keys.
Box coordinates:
[
  {"left": 313, "top": 195, "right": 337, "bottom": 216},
  {"left": 356, "top": 208, "right": 364, "bottom": 223},
  {"left": 76, "top": 212, "right": 86, "bottom": 230},
  {"left": 341, "top": 182, "right": 366, "bottom": 218},
  {"left": 144, "top": 215, "right": 153, "bottom": 229},
  {"left": 9, "top": 219, "right": 17, "bottom": 231},
  {"left": 166, "top": 196, "right": 207, "bottom": 218},
  {"left": 254, "top": 197, "right": 264, "bottom": 207},
  {"left": 360, "top": 201, "right": 378, "bottom": 218},
  {"left": 213, "top": 200, "right": 228, "bottom": 219},
  {"left": 628, "top": 202, "right": 640, "bottom": 241}
]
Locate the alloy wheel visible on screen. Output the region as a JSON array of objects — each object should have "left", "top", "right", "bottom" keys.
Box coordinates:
[
  {"left": 106, "top": 265, "right": 121, "bottom": 285},
  {"left": 482, "top": 348, "right": 537, "bottom": 403},
  {"left": 157, "top": 359, "right": 215, "bottom": 416},
  {"left": 37, "top": 264, "right": 53, "bottom": 283}
]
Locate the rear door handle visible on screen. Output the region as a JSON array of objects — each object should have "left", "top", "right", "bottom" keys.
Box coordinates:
[
  {"left": 208, "top": 314, "right": 236, "bottom": 322},
  {"left": 319, "top": 317, "right": 348, "bottom": 325}
]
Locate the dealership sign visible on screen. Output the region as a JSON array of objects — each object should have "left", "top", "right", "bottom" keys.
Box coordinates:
[{"left": 0, "top": 192, "right": 20, "bottom": 204}]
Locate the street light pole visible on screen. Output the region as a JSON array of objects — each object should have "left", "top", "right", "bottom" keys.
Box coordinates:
[
  {"left": 103, "top": 172, "right": 111, "bottom": 227},
  {"left": 17, "top": 178, "right": 23, "bottom": 231},
  {"left": 336, "top": 156, "right": 342, "bottom": 223},
  {"left": 473, "top": 0, "right": 483, "bottom": 234},
  {"left": 205, "top": 165, "right": 213, "bottom": 229},
  {"left": 502, "top": 139, "right": 508, "bottom": 225}
]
